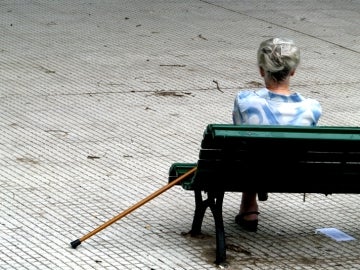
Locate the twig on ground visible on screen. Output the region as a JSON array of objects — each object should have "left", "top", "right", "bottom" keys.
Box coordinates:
[{"left": 213, "top": 80, "right": 223, "bottom": 93}]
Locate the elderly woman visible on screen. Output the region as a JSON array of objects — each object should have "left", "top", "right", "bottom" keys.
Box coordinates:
[{"left": 232, "top": 37, "right": 322, "bottom": 232}]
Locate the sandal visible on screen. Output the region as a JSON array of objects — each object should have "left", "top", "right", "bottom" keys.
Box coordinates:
[{"left": 235, "top": 211, "right": 259, "bottom": 232}]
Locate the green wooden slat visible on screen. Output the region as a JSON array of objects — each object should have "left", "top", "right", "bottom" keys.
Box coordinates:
[{"left": 207, "top": 124, "right": 360, "bottom": 141}]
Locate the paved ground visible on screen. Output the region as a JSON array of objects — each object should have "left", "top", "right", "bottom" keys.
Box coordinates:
[{"left": 1, "top": 1, "right": 360, "bottom": 269}]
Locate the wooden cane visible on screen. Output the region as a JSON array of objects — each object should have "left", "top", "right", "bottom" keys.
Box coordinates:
[{"left": 70, "top": 166, "right": 197, "bottom": 248}]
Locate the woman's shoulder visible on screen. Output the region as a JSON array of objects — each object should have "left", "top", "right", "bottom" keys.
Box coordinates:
[
  {"left": 295, "top": 93, "right": 321, "bottom": 106},
  {"left": 236, "top": 88, "right": 267, "bottom": 99},
  {"left": 293, "top": 93, "right": 322, "bottom": 117}
]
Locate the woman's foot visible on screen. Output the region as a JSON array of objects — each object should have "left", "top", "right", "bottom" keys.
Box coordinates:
[
  {"left": 235, "top": 211, "right": 259, "bottom": 232},
  {"left": 237, "top": 192, "right": 259, "bottom": 231}
]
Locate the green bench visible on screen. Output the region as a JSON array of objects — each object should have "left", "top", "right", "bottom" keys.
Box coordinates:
[{"left": 168, "top": 124, "right": 360, "bottom": 265}]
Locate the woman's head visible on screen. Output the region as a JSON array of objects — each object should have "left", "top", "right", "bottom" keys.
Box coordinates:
[{"left": 257, "top": 37, "right": 300, "bottom": 82}]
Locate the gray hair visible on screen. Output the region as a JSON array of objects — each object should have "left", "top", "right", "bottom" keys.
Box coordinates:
[{"left": 257, "top": 37, "right": 300, "bottom": 81}]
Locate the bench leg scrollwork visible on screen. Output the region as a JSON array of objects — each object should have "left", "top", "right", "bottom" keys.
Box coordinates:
[{"left": 190, "top": 189, "right": 226, "bottom": 265}]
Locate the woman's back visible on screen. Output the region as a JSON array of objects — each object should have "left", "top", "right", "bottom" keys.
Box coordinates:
[{"left": 233, "top": 88, "right": 322, "bottom": 126}]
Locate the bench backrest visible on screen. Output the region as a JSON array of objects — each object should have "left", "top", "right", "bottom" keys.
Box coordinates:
[{"left": 176, "top": 124, "right": 360, "bottom": 193}]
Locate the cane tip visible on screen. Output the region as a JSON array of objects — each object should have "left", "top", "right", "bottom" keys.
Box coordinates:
[{"left": 70, "top": 239, "right": 81, "bottom": 249}]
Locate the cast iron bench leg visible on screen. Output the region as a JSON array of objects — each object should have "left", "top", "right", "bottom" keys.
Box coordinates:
[
  {"left": 190, "top": 189, "right": 226, "bottom": 264},
  {"left": 208, "top": 191, "right": 226, "bottom": 265},
  {"left": 190, "top": 189, "right": 207, "bottom": 235}
]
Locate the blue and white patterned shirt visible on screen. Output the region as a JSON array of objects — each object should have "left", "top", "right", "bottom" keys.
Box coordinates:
[{"left": 232, "top": 88, "right": 322, "bottom": 126}]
